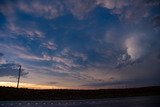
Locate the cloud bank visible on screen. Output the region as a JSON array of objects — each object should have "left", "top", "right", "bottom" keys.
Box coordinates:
[{"left": 0, "top": 0, "right": 160, "bottom": 88}]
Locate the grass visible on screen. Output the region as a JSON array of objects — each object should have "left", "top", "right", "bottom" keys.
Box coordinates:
[{"left": 0, "top": 86, "right": 160, "bottom": 101}]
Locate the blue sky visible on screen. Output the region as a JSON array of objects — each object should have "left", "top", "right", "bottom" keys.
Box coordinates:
[{"left": 0, "top": 0, "right": 160, "bottom": 89}]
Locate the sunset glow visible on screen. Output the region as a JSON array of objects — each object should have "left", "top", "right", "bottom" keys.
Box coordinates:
[{"left": 0, "top": 82, "right": 60, "bottom": 89}]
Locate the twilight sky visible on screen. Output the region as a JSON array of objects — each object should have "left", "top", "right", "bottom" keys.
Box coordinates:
[{"left": 0, "top": 0, "right": 160, "bottom": 89}]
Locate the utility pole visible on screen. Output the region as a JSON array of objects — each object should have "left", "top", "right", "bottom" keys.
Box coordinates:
[{"left": 17, "top": 65, "right": 21, "bottom": 88}]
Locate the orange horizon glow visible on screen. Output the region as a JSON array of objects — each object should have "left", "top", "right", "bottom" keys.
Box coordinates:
[
  {"left": 0, "top": 82, "right": 153, "bottom": 90},
  {"left": 0, "top": 82, "right": 109, "bottom": 90},
  {"left": 0, "top": 82, "right": 62, "bottom": 89}
]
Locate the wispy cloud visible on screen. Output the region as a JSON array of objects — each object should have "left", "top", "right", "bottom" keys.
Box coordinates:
[
  {"left": 18, "top": 53, "right": 44, "bottom": 61},
  {"left": 96, "top": 0, "right": 158, "bottom": 23},
  {"left": 61, "top": 48, "right": 88, "bottom": 61},
  {"left": 0, "top": 0, "right": 96, "bottom": 20},
  {"left": 0, "top": 59, "right": 28, "bottom": 77},
  {"left": 97, "top": 0, "right": 128, "bottom": 9},
  {"left": 0, "top": 52, "right": 6, "bottom": 64},
  {"left": 63, "top": 0, "right": 97, "bottom": 19},
  {"left": 18, "top": 0, "right": 64, "bottom": 20},
  {"left": 7, "top": 22, "right": 44, "bottom": 39},
  {"left": 151, "top": 15, "right": 160, "bottom": 31},
  {"left": 0, "top": 43, "right": 28, "bottom": 56},
  {"left": 41, "top": 41, "right": 57, "bottom": 50}
]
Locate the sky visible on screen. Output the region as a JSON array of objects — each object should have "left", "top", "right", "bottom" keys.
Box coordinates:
[{"left": 0, "top": 0, "right": 160, "bottom": 89}]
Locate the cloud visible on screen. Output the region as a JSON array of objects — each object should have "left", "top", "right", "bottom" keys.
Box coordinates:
[
  {"left": 0, "top": 0, "right": 160, "bottom": 88},
  {"left": 7, "top": 22, "right": 44, "bottom": 39},
  {"left": 41, "top": 49, "right": 88, "bottom": 73},
  {"left": 82, "top": 57, "right": 160, "bottom": 88},
  {"left": 0, "top": 53, "right": 4, "bottom": 57},
  {"left": 18, "top": 0, "right": 64, "bottom": 20},
  {"left": 81, "top": 78, "right": 146, "bottom": 88},
  {"left": 0, "top": 43, "right": 28, "bottom": 56},
  {"left": 64, "top": 0, "right": 96, "bottom": 19},
  {"left": 41, "top": 41, "right": 57, "bottom": 50},
  {"left": 0, "top": 43, "right": 82, "bottom": 74},
  {"left": 96, "top": 0, "right": 158, "bottom": 23},
  {"left": 146, "top": 0, "right": 160, "bottom": 6},
  {"left": 158, "top": 52, "right": 160, "bottom": 60},
  {"left": 70, "top": 70, "right": 106, "bottom": 82},
  {"left": 112, "top": 32, "right": 150, "bottom": 69},
  {"left": 0, "top": 63, "right": 28, "bottom": 77},
  {"left": 125, "top": 33, "right": 148, "bottom": 61},
  {"left": 97, "top": 0, "right": 128, "bottom": 9},
  {"left": 0, "top": 1, "right": 16, "bottom": 20},
  {"left": 115, "top": 53, "right": 132, "bottom": 69},
  {"left": 15, "top": 52, "right": 81, "bottom": 73},
  {"left": 82, "top": 81, "right": 124, "bottom": 87},
  {"left": 61, "top": 48, "right": 87, "bottom": 61},
  {"left": 39, "top": 49, "right": 88, "bottom": 74},
  {"left": 0, "top": 0, "right": 64, "bottom": 20},
  {"left": 43, "top": 54, "right": 80, "bottom": 68},
  {"left": 47, "top": 82, "right": 58, "bottom": 85},
  {"left": 0, "top": 0, "right": 98, "bottom": 20},
  {"left": 18, "top": 53, "right": 44, "bottom": 61},
  {"left": 0, "top": 52, "right": 6, "bottom": 64},
  {"left": 0, "top": 52, "right": 28, "bottom": 77},
  {"left": 1, "top": 0, "right": 158, "bottom": 22},
  {"left": 104, "top": 28, "right": 124, "bottom": 46},
  {"left": 151, "top": 15, "right": 160, "bottom": 30}
]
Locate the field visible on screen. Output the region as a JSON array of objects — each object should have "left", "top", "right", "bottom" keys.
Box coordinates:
[{"left": 0, "top": 86, "right": 160, "bottom": 101}]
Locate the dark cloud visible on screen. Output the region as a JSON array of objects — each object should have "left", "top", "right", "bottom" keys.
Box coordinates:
[
  {"left": 146, "top": 0, "right": 160, "bottom": 5},
  {"left": 151, "top": 15, "right": 160, "bottom": 28},
  {"left": 47, "top": 82, "right": 58, "bottom": 85},
  {"left": 0, "top": 63, "right": 28, "bottom": 77},
  {"left": 115, "top": 52, "right": 144, "bottom": 69},
  {"left": 0, "top": 52, "right": 3, "bottom": 57},
  {"left": 82, "top": 81, "right": 129, "bottom": 87},
  {"left": 157, "top": 53, "right": 160, "bottom": 60},
  {"left": 82, "top": 77, "right": 160, "bottom": 88}
]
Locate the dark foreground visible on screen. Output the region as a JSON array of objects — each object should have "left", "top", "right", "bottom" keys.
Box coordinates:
[
  {"left": 0, "top": 96, "right": 160, "bottom": 107},
  {"left": 0, "top": 86, "right": 160, "bottom": 101}
]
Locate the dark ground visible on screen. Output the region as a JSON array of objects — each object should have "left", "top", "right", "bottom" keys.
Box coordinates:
[{"left": 0, "top": 86, "right": 160, "bottom": 101}]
